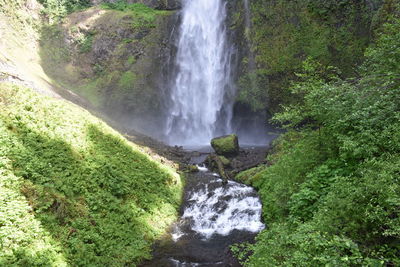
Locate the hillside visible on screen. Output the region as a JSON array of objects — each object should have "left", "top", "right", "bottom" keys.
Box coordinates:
[
  {"left": 232, "top": 0, "right": 385, "bottom": 115},
  {"left": 234, "top": 2, "right": 400, "bottom": 265},
  {"left": 0, "top": 2, "right": 187, "bottom": 265},
  {"left": 0, "top": 83, "right": 182, "bottom": 265}
]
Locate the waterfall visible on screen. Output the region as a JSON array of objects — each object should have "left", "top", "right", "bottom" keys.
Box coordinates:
[{"left": 165, "top": 0, "right": 235, "bottom": 146}]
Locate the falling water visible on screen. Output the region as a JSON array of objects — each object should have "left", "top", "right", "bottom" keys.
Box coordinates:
[{"left": 165, "top": 0, "right": 235, "bottom": 146}]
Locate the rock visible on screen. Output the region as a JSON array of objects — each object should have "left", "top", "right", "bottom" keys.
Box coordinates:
[
  {"left": 153, "top": 0, "right": 181, "bottom": 10},
  {"left": 205, "top": 154, "right": 216, "bottom": 171},
  {"left": 208, "top": 154, "right": 230, "bottom": 184},
  {"left": 211, "top": 134, "right": 239, "bottom": 157},
  {"left": 186, "top": 164, "right": 199, "bottom": 173},
  {"left": 43, "top": 6, "right": 179, "bottom": 140},
  {"left": 218, "top": 156, "right": 230, "bottom": 167}
]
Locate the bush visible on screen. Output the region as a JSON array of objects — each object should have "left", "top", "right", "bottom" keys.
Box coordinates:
[
  {"left": 236, "top": 11, "right": 400, "bottom": 266},
  {"left": 38, "top": 0, "right": 92, "bottom": 22},
  {"left": 100, "top": 1, "right": 165, "bottom": 28}
]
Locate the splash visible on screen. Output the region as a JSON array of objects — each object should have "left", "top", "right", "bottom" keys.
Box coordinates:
[{"left": 173, "top": 178, "right": 264, "bottom": 240}]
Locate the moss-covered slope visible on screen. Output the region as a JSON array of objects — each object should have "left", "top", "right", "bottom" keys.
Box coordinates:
[{"left": 0, "top": 83, "right": 182, "bottom": 266}]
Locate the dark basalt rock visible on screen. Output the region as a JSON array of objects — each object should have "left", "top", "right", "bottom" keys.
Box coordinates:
[{"left": 206, "top": 146, "right": 270, "bottom": 180}]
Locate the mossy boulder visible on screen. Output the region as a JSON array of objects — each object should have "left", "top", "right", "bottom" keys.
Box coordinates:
[
  {"left": 186, "top": 164, "right": 199, "bottom": 173},
  {"left": 211, "top": 134, "right": 239, "bottom": 157}
]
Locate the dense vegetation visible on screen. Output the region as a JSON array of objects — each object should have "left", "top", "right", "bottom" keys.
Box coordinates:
[
  {"left": 235, "top": 0, "right": 382, "bottom": 114},
  {"left": 0, "top": 84, "right": 182, "bottom": 265},
  {"left": 235, "top": 3, "right": 400, "bottom": 265},
  {"left": 37, "top": 0, "right": 91, "bottom": 22},
  {"left": 37, "top": 0, "right": 164, "bottom": 23}
]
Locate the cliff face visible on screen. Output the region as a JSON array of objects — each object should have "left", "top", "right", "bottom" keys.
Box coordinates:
[
  {"left": 39, "top": 5, "right": 178, "bottom": 138},
  {"left": 229, "top": 0, "right": 385, "bottom": 116}
]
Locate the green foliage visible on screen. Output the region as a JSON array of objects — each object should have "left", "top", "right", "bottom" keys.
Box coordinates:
[
  {"left": 252, "top": 131, "right": 323, "bottom": 222},
  {"left": 38, "top": 0, "right": 92, "bottom": 22},
  {"left": 118, "top": 71, "right": 137, "bottom": 90},
  {"left": 247, "top": 223, "right": 371, "bottom": 267},
  {"left": 0, "top": 0, "right": 40, "bottom": 39},
  {"left": 237, "top": 0, "right": 376, "bottom": 112},
  {"left": 0, "top": 83, "right": 182, "bottom": 266},
  {"left": 236, "top": 71, "right": 269, "bottom": 112},
  {"left": 101, "top": 0, "right": 144, "bottom": 12},
  {"left": 288, "top": 163, "right": 341, "bottom": 222},
  {"left": 230, "top": 242, "right": 253, "bottom": 263},
  {"left": 101, "top": 1, "right": 166, "bottom": 28},
  {"left": 77, "top": 32, "right": 94, "bottom": 53},
  {"left": 364, "top": 16, "right": 400, "bottom": 78},
  {"left": 236, "top": 12, "right": 400, "bottom": 266}
]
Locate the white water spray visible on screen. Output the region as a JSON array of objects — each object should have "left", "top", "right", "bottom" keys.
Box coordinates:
[
  {"left": 165, "top": 0, "right": 235, "bottom": 146},
  {"left": 172, "top": 177, "right": 265, "bottom": 240}
]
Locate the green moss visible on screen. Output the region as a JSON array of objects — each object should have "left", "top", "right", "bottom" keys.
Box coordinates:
[
  {"left": 78, "top": 79, "right": 102, "bottom": 107},
  {"left": 118, "top": 71, "right": 137, "bottom": 90},
  {"left": 237, "top": 0, "right": 377, "bottom": 113},
  {"left": 235, "top": 165, "right": 265, "bottom": 184},
  {"left": 0, "top": 83, "right": 182, "bottom": 265},
  {"left": 100, "top": 2, "right": 169, "bottom": 28},
  {"left": 211, "top": 134, "right": 239, "bottom": 156},
  {"left": 77, "top": 33, "right": 94, "bottom": 53},
  {"left": 186, "top": 165, "right": 199, "bottom": 173},
  {"left": 127, "top": 55, "right": 136, "bottom": 65},
  {"left": 39, "top": 25, "right": 73, "bottom": 86},
  {"left": 218, "top": 156, "right": 231, "bottom": 167}
]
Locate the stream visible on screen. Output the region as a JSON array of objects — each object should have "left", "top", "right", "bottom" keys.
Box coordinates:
[
  {"left": 141, "top": 0, "right": 266, "bottom": 264},
  {"left": 140, "top": 149, "right": 265, "bottom": 267}
]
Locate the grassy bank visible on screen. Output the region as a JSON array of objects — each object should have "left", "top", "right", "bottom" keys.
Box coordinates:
[{"left": 0, "top": 83, "right": 182, "bottom": 266}]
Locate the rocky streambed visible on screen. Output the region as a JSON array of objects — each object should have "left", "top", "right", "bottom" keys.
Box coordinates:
[{"left": 133, "top": 135, "right": 269, "bottom": 267}]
